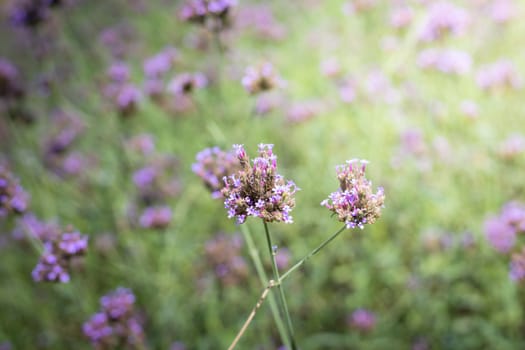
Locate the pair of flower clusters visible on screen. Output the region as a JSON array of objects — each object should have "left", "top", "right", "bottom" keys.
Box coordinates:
[
  {"left": 0, "top": 165, "right": 29, "bottom": 219},
  {"left": 221, "top": 144, "right": 298, "bottom": 224},
  {"left": 32, "top": 227, "right": 88, "bottom": 283},
  {"left": 195, "top": 144, "right": 385, "bottom": 230},
  {"left": 83, "top": 288, "right": 145, "bottom": 350},
  {"left": 484, "top": 201, "right": 525, "bottom": 281}
]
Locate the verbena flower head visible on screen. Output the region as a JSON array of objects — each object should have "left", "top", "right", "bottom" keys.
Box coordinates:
[
  {"left": 192, "top": 146, "right": 241, "bottom": 198},
  {"left": 321, "top": 159, "right": 385, "bottom": 229},
  {"left": 32, "top": 227, "right": 88, "bottom": 283},
  {"left": 221, "top": 144, "right": 298, "bottom": 224},
  {"left": 241, "top": 63, "right": 283, "bottom": 95},
  {"left": 0, "top": 165, "right": 30, "bottom": 218}
]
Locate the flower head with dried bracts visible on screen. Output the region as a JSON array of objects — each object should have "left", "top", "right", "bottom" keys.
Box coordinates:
[
  {"left": 321, "top": 159, "right": 385, "bottom": 229},
  {"left": 32, "top": 227, "right": 88, "bottom": 283},
  {"left": 221, "top": 144, "right": 298, "bottom": 224},
  {"left": 192, "top": 146, "right": 241, "bottom": 198}
]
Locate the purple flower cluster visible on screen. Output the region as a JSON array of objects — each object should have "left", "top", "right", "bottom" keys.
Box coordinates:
[
  {"left": 0, "top": 165, "right": 29, "bottom": 218},
  {"left": 321, "top": 159, "right": 385, "bottom": 229},
  {"left": 103, "top": 62, "right": 142, "bottom": 117},
  {"left": 32, "top": 228, "right": 88, "bottom": 283},
  {"left": 192, "top": 146, "right": 241, "bottom": 198},
  {"left": 204, "top": 233, "right": 248, "bottom": 286},
  {"left": 419, "top": 2, "right": 469, "bottom": 42},
  {"left": 139, "top": 206, "right": 172, "bottom": 229},
  {"left": 179, "top": 0, "right": 236, "bottom": 31},
  {"left": 221, "top": 144, "right": 298, "bottom": 224},
  {"left": 476, "top": 59, "right": 522, "bottom": 92},
  {"left": 484, "top": 201, "right": 525, "bottom": 253},
  {"left": 348, "top": 309, "right": 376, "bottom": 332},
  {"left": 83, "top": 288, "right": 144, "bottom": 349},
  {"left": 417, "top": 49, "right": 472, "bottom": 75},
  {"left": 143, "top": 47, "right": 178, "bottom": 79},
  {"left": 241, "top": 63, "right": 283, "bottom": 95}
]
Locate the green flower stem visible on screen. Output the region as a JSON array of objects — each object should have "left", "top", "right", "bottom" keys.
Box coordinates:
[
  {"left": 240, "top": 225, "right": 290, "bottom": 349},
  {"left": 263, "top": 221, "right": 298, "bottom": 350},
  {"left": 279, "top": 225, "right": 347, "bottom": 283}
]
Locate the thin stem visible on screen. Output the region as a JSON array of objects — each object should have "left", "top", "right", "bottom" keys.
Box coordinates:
[
  {"left": 240, "top": 225, "right": 290, "bottom": 349},
  {"left": 279, "top": 225, "right": 347, "bottom": 283},
  {"left": 228, "top": 280, "right": 276, "bottom": 350},
  {"left": 263, "top": 221, "right": 298, "bottom": 350}
]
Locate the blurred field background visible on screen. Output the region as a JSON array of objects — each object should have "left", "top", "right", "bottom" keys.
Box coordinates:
[{"left": 1, "top": 0, "right": 525, "bottom": 349}]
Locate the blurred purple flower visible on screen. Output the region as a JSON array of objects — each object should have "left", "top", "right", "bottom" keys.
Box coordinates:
[
  {"left": 0, "top": 165, "right": 30, "bottom": 218},
  {"left": 32, "top": 227, "right": 88, "bottom": 283},
  {"left": 167, "top": 72, "right": 207, "bottom": 96},
  {"left": 139, "top": 206, "right": 172, "bottom": 230},
  {"left": 84, "top": 288, "right": 145, "bottom": 348},
  {"left": 417, "top": 49, "right": 472, "bottom": 75},
  {"left": 143, "top": 47, "right": 178, "bottom": 79},
  {"left": 192, "top": 146, "right": 241, "bottom": 199},
  {"left": 390, "top": 6, "right": 414, "bottom": 29},
  {"left": 348, "top": 309, "right": 376, "bottom": 332},
  {"left": 476, "top": 60, "right": 522, "bottom": 91},
  {"left": 419, "top": 2, "right": 469, "bottom": 42},
  {"left": 205, "top": 233, "right": 248, "bottom": 286},
  {"left": 510, "top": 247, "right": 525, "bottom": 281},
  {"left": 242, "top": 63, "right": 283, "bottom": 95},
  {"left": 484, "top": 216, "right": 516, "bottom": 253}
]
